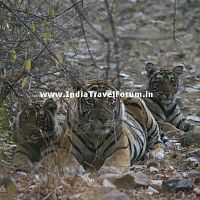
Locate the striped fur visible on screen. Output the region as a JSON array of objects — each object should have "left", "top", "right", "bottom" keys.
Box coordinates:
[
  {"left": 66, "top": 81, "right": 164, "bottom": 173},
  {"left": 12, "top": 98, "right": 62, "bottom": 163},
  {"left": 143, "top": 62, "right": 189, "bottom": 132}
]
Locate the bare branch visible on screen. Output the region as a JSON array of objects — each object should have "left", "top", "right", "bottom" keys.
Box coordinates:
[{"left": 104, "top": 0, "right": 120, "bottom": 88}]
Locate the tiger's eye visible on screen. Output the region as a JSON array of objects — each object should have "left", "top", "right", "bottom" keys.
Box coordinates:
[
  {"left": 170, "top": 79, "right": 176, "bottom": 87},
  {"left": 86, "top": 97, "right": 95, "bottom": 104},
  {"left": 152, "top": 81, "right": 160, "bottom": 89}
]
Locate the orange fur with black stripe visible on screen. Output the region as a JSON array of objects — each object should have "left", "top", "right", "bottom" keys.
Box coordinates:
[{"left": 65, "top": 81, "right": 164, "bottom": 175}]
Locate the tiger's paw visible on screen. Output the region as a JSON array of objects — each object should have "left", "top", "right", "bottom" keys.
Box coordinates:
[
  {"left": 147, "top": 144, "right": 165, "bottom": 160},
  {"left": 98, "top": 166, "right": 122, "bottom": 177},
  {"left": 12, "top": 153, "right": 33, "bottom": 171},
  {"left": 97, "top": 166, "right": 122, "bottom": 184}
]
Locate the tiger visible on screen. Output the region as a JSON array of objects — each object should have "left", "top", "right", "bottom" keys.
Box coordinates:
[
  {"left": 12, "top": 98, "right": 63, "bottom": 166},
  {"left": 143, "top": 62, "right": 190, "bottom": 132},
  {"left": 65, "top": 80, "right": 164, "bottom": 175}
]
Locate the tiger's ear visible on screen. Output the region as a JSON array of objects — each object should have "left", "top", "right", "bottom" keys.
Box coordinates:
[
  {"left": 17, "top": 97, "right": 29, "bottom": 111},
  {"left": 145, "top": 62, "right": 157, "bottom": 77},
  {"left": 172, "top": 65, "right": 183, "bottom": 76},
  {"left": 43, "top": 98, "right": 57, "bottom": 114}
]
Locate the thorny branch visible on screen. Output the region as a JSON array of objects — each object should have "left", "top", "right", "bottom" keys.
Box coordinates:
[
  {"left": 1, "top": 1, "right": 82, "bottom": 88},
  {"left": 71, "top": 0, "right": 98, "bottom": 68}
]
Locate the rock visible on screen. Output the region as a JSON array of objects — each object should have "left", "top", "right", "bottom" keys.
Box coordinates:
[
  {"left": 99, "top": 171, "right": 151, "bottom": 190},
  {"left": 183, "top": 172, "right": 200, "bottom": 179},
  {"left": 146, "top": 186, "right": 159, "bottom": 195},
  {"left": 180, "top": 132, "right": 200, "bottom": 147},
  {"left": 183, "top": 172, "right": 200, "bottom": 184},
  {"left": 150, "top": 180, "right": 163, "bottom": 191},
  {"left": 162, "top": 178, "right": 194, "bottom": 192},
  {"left": 193, "top": 188, "right": 200, "bottom": 196},
  {"left": 127, "top": 171, "right": 152, "bottom": 187},
  {"left": 187, "top": 148, "right": 200, "bottom": 159},
  {"left": 106, "top": 174, "right": 137, "bottom": 190},
  {"left": 162, "top": 178, "right": 180, "bottom": 192},
  {"left": 103, "top": 179, "right": 116, "bottom": 188},
  {"left": 16, "top": 171, "right": 28, "bottom": 177},
  {"left": 97, "top": 174, "right": 121, "bottom": 184},
  {"left": 149, "top": 167, "right": 159, "bottom": 173},
  {"left": 77, "top": 173, "right": 94, "bottom": 187},
  {"left": 112, "top": 171, "right": 151, "bottom": 189},
  {"left": 171, "top": 172, "right": 183, "bottom": 180},
  {"left": 69, "top": 193, "right": 82, "bottom": 199},
  {"left": 100, "top": 187, "right": 130, "bottom": 200},
  {"left": 176, "top": 179, "right": 194, "bottom": 191},
  {"left": 183, "top": 157, "right": 199, "bottom": 164},
  {"left": 187, "top": 116, "right": 200, "bottom": 122}
]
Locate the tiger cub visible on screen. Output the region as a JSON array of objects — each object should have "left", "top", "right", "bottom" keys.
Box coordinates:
[
  {"left": 12, "top": 98, "right": 63, "bottom": 166},
  {"left": 143, "top": 62, "right": 189, "bottom": 132},
  {"left": 65, "top": 81, "right": 164, "bottom": 175}
]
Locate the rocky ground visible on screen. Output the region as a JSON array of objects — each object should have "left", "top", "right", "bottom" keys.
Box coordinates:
[{"left": 0, "top": 0, "right": 200, "bottom": 199}]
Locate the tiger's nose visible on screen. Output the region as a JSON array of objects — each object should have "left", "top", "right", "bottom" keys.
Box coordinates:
[
  {"left": 165, "top": 93, "right": 171, "bottom": 97},
  {"left": 97, "top": 116, "right": 108, "bottom": 123}
]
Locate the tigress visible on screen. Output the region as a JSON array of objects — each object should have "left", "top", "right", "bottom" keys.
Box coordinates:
[
  {"left": 65, "top": 81, "right": 164, "bottom": 175},
  {"left": 12, "top": 98, "right": 63, "bottom": 165},
  {"left": 143, "top": 62, "right": 189, "bottom": 132}
]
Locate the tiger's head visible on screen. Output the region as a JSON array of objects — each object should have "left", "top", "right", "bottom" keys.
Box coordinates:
[
  {"left": 13, "top": 98, "right": 59, "bottom": 142},
  {"left": 145, "top": 62, "right": 183, "bottom": 105},
  {"left": 77, "top": 81, "right": 124, "bottom": 133}
]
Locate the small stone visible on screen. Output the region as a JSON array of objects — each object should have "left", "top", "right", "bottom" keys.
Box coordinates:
[
  {"left": 146, "top": 186, "right": 159, "bottom": 195},
  {"left": 183, "top": 172, "right": 200, "bottom": 184},
  {"left": 77, "top": 173, "right": 94, "bottom": 187},
  {"left": 69, "top": 193, "right": 82, "bottom": 199},
  {"left": 99, "top": 171, "right": 151, "bottom": 190},
  {"left": 101, "top": 187, "right": 130, "bottom": 200},
  {"left": 162, "top": 178, "right": 181, "bottom": 192},
  {"left": 187, "top": 148, "right": 200, "bottom": 159},
  {"left": 193, "top": 188, "right": 200, "bottom": 196},
  {"left": 126, "top": 171, "right": 152, "bottom": 187},
  {"left": 103, "top": 179, "right": 116, "bottom": 188},
  {"left": 149, "top": 167, "right": 159, "bottom": 173},
  {"left": 180, "top": 133, "right": 200, "bottom": 147},
  {"left": 54, "top": 72, "right": 61, "bottom": 76},
  {"left": 109, "top": 174, "right": 138, "bottom": 190},
  {"left": 162, "top": 178, "right": 194, "bottom": 193},
  {"left": 183, "top": 172, "right": 200, "bottom": 179},
  {"left": 97, "top": 174, "right": 120, "bottom": 184},
  {"left": 150, "top": 180, "right": 163, "bottom": 191},
  {"left": 184, "top": 157, "right": 199, "bottom": 163},
  {"left": 176, "top": 179, "right": 194, "bottom": 191},
  {"left": 16, "top": 172, "right": 28, "bottom": 176},
  {"left": 169, "top": 166, "right": 174, "bottom": 170}
]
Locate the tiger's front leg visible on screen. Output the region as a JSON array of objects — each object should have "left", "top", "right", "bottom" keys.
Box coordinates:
[
  {"left": 98, "top": 131, "right": 130, "bottom": 176},
  {"left": 62, "top": 151, "right": 85, "bottom": 175},
  {"left": 37, "top": 147, "right": 85, "bottom": 176},
  {"left": 12, "top": 152, "right": 34, "bottom": 171},
  {"left": 12, "top": 143, "right": 40, "bottom": 171},
  {"left": 59, "top": 129, "right": 86, "bottom": 175}
]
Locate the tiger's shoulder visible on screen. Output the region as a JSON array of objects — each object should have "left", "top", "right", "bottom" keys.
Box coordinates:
[{"left": 122, "top": 96, "right": 152, "bottom": 128}]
